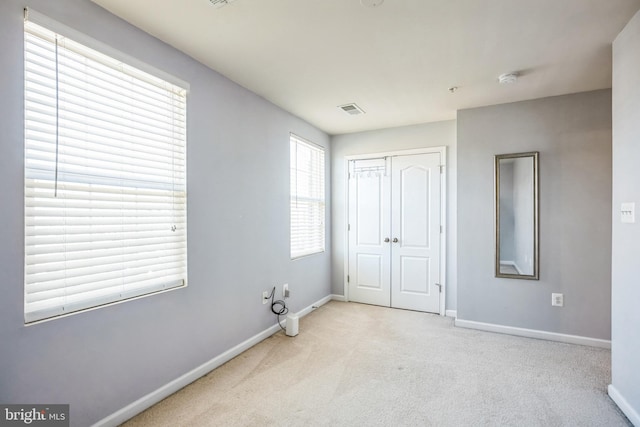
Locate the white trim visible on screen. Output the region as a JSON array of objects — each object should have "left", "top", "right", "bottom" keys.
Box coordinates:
[
  {"left": 25, "top": 8, "right": 189, "bottom": 91},
  {"left": 445, "top": 310, "right": 457, "bottom": 318},
  {"left": 608, "top": 384, "right": 640, "bottom": 426},
  {"left": 294, "top": 294, "right": 333, "bottom": 318},
  {"left": 343, "top": 146, "right": 447, "bottom": 316},
  {"left": 454, "top": 318, "right": 611, "bottom": 349},
  {"left": 331, "top": 294, "right": 347, "bottom": 302},
  {"left": 439, "top": 147, "right": 447, "bottom": 316},
  {"left": 93, "top": 294, "right": 334, "bottom": 427},
  {"left": 343, "top": 156, "right": 351, "bottom": 303},
  {"left": 344, "top": 147, "right": 446, "bottom": 160}
]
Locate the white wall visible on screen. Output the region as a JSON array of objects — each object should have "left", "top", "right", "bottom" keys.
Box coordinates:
[
  {"left": 457, "top": 90, "right": 612, "bottom": 340},
  {"left": 610, "top": 9, "right": 640, "bottom": 425},
  {"left": 331, "top": 120, "right": 457, "bottom": 311},
  {"left": 0, "top": 1, "right": 330, "bottom": 426}
]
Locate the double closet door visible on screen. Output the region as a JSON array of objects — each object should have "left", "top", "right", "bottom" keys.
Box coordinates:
[{"left": 347, "top": 152, "right": 441, "bottom": 313}]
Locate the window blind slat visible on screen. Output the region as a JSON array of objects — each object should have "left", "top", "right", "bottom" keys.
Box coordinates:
[
  {"left": 26, "top": 261, "right": 187, "bottom": 290},
  {"left": 24, "top": 19, "right": 188, "bottom": 323},
  {"left": 26, "top": 247, "right": 185, "bottom": 274},
  {"left": 26, "top": 242, "right": 186, "bottom": 266},
  {"left": 25, "top": 234, "right": 185, "bottom": 256}
]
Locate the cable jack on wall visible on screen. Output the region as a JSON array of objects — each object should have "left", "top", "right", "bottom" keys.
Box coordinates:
[
  {"left": 267, "top": 286, "right": 288, "bottom": 329},
  {"left": 266, "top": 286, "right": 298, "bottom": 337}
]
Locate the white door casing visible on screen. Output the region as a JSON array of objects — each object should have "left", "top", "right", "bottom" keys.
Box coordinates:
[{"left": 346, "top": 149, "right": 444, "bottom": 314}]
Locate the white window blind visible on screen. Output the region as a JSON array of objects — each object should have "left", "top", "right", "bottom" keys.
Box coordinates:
[
  {"left": 24, "top": 19, "right": 188, "bottom": 323},
  {"left": 290, "top": 134, "right": 325, "bottom": 258}
]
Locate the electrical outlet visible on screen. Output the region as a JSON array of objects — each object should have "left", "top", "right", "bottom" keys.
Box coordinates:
[
  {"left": 552, "top": 293, "right": 564, "bottom": 307},
  {"left": 262, "top": 291, "right": 269, "bottom": 304},
  {"left": 283, "top": 283, "right": 289, "bottom": 299}
]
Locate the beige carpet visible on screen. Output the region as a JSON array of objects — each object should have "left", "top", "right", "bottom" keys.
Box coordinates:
[{"left": 122, "top": 301, "right": 630, "bottom": 426}]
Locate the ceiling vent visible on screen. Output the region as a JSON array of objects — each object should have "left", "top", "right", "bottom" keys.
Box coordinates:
[
  {"left": 361, "top": 0, "right": 385, "bottom": 7},
  {"left": 338, "top": 103, "right": 366, "bottom": 116},
  {"left": 209, "top": 0, "right": 236, "bottom": 9},
  {"left": 498, "top": 72, "right": 519, "bottom": 84}
]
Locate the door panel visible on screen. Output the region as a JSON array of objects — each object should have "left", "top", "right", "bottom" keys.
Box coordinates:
[
  {"left": 399, "top": 256, "right": 430, "bottom": 295},
  {"left": 356, "top": 254, "right": 384, "bottom": 289},
  {"left": 400, "top": 166, "right": 430, "bottom": 248},
  {"left": 356, "top": 174, "right": 383, "bottom": 246},
  {"left": 391, "top": 153, "right": 441, "bottom": 313},
  {"left": 348, "top": 159, "right": 391, "bottom": 307}
]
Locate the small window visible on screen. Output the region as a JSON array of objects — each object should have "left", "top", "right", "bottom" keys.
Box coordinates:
[
  {"left": 24, "top": 18, "right": 188, "bottom": 323},
  {"left": 290, "top": 134, "right": 325, "bottom": 258}
]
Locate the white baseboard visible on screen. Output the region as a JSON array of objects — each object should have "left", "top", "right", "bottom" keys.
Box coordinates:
[
  {"left": 454, "top": 318, "right": 611, "bottom": 349},
  {"left": 93, "top": 294, "right": 334, "bottom": 427},
  {"left": 608, "top": 384, "right": 640, "bottom": 426},
  {"left": 445, "top": 310, "right": 457, "bottom": 318},
  {"left": 293, "top": 294, "right": 333, "bottom": 318},
  {"left": 330, "top": 294, "right": 346, "bottom": 302}
]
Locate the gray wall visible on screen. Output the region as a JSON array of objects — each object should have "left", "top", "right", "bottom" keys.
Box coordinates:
[
  {"left": 457, "top": 90, "right": 612, "bottom": 339},
  {"left": 331, "top": 120, "right": 458, "bottom": 311},
  {"left": 611, "top": 9, "right": 640, "bottom": 421},
  {"left": 0, "top": 1, "right": 330, "bottom": 426}
]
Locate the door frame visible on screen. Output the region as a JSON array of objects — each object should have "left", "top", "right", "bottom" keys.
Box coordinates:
[{"left": 343, "top": 146, "right": 447, "bottom": 316}]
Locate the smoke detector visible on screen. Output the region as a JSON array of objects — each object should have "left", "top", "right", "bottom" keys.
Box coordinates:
[
  {"left": 209, "top": 0, "right": 236, "bottom": 9},
  {"left": 338, "top": 103, "right": 366, "bottom": 115},
  {"left": 498, "top": 73, "right": 519, "bottom": 84}
]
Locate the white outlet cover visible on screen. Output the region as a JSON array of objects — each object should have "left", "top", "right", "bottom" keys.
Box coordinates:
[{"left": 551, "top": 293, "right": 564, "bottom": 307}]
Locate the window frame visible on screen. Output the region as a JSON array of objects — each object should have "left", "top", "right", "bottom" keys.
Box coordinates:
[
  {"left": 290, "top": 133, "right": 326, "bottom": 259},
  {"left": 23, "top": 11, "right": 188, "bottom": 324}
]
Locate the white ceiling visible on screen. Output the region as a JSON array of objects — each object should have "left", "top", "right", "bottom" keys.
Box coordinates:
[{"left": 91, "top": 0, "right": 640, "bottom": 135}]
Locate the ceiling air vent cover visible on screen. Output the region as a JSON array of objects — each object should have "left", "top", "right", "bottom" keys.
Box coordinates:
[
  {"left": 209, "top": 0, "right": 236, "bottom": 9},
  {"left": 338, "top": 103, "right": 365, "bottom": 115}
]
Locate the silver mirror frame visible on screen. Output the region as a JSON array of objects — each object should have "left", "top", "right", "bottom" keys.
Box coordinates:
[{"left": 495, "top": 151, "right": 539, "bottom": 280}]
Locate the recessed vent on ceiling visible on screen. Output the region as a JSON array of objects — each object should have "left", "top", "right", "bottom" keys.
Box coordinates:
[
  {"left": 361, "top": 0, "right": 385, "bottom": 7},
  {"left": 338, "top": 103, "right": 365, "bottom": 115},
  {"left": 209, "top": 0, "right": 236, "bottom": 9}
]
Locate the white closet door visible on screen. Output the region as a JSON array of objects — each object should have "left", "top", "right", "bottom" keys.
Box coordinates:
[
  {"left": 347, "top": 158, "right": 391, "bottom": 307},
  {"left": 390, "top": 153, "right": 441, "bottom": 312},
  {"left": 347, "top": 153, "right": 442, "bottom": 314}
]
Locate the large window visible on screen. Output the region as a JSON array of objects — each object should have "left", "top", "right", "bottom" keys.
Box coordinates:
[
  {"left": 24, "top": 15, "right": 188, "bottom": 323},
  {"left": 290, "top": 134, "right": 325, "bottom": 258}
]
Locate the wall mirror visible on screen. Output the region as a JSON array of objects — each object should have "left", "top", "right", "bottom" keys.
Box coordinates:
[{"left": 495, "top": 152, "right": 539, "bottom": 280}]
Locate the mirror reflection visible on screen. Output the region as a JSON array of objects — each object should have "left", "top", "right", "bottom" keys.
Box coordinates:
[{"left": 495, "top": 152, "right": 539, "bottom": 279}]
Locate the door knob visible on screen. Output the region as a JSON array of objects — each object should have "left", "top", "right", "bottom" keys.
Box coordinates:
[
  {"left": 384, "top": 237, "right": 390, "bottom": 243},
  {"left": 392, "top": 238, "right": 398, "bottom": 243}
]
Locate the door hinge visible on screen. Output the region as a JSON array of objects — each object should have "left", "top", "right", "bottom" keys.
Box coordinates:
[
  {"left": 348, "top": 224, "right": 351, "bottom": 231},
  {"left": 347, "top": 275, "right": 350, "bottom": 283},
  {"left": 440, "top": 225, "right": 443, "bottom": 234},
  {"left": 435, "top": 283, "right": 442, "bottom": 293},
  {"left": 440, "top": 165, "right": 444, "bottom": 174}
]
